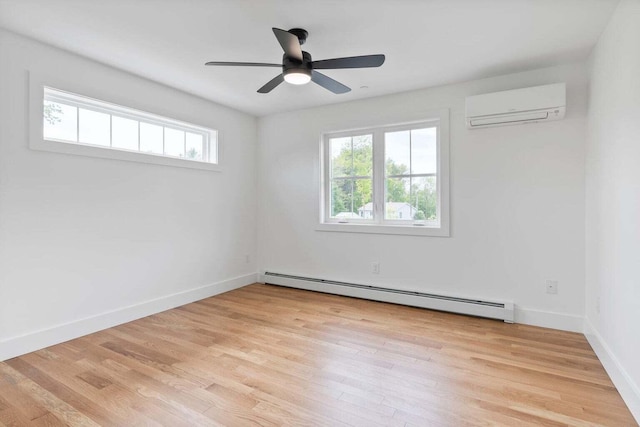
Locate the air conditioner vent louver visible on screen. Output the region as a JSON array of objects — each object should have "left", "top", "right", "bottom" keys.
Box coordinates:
[{"left": 466, "top": 83, "right": 566, "bottom": 129}]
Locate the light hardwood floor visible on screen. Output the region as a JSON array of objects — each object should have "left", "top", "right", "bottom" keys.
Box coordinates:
[{"left": 0, "top": 284, "right": 636, "bottom": 426}]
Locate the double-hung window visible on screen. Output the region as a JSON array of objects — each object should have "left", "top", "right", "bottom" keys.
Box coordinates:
[
  {"left": 321, "top": 112, "right": 449, "bottom": 236},
  {"left": 327, "top": 133, "right": 374, "bottom": 223}
]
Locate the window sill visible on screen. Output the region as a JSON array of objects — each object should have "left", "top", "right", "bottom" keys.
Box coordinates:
[
  {"left": 316, "top": 222, "right": 450, "bottom": 237},
  {"left": 30, "top": 138, "right": 221, "bottom": 172}
]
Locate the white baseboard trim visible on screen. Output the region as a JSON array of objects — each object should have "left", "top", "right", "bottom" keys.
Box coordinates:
[
  {"left": 584, "top": 317, "right": 640, "bottom": 423},
  {"left": 514, "top": 307, "right": 584, "bottom": 333},
  {"left": 0, "top": 273, "right": 257, "bottom": 362}
]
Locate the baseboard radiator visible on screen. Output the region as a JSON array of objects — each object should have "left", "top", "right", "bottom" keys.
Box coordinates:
[{"left": 262, "top": 272, "right": 515, "bottom": 323}]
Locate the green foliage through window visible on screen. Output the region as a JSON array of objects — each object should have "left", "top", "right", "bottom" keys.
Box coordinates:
[
  {"left": 44, "top": 101, "right": 63, "bottom": 125},
  {"left": 330, "top": 135, "right": 373, "bottom": 217},
  {"left": 328, "top": 127, "right": 438, "bottom": 221}
]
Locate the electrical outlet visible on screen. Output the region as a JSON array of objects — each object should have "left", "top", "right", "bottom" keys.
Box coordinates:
[
  {"left": 546, "top": 280, "right": 558, "bottom": 294},
  {"left": 245, "top": 254, "right": 251, "bottom": 264},
  {"left": 372, "top": 262, "right": 380, "bottom": 274}
]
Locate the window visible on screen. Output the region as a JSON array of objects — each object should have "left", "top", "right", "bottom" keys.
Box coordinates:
[
  {"left": 384, "top": 127, "right": 437, "bottom": 223},
  {"left": 41, "top": 87, "right": 217, "bottom": 165},
  {"left": 328, "top": 134, "right": 373, "bottom": 222},
  {"left": 320, "top": 112, "right": 450, "bottom": 237}
]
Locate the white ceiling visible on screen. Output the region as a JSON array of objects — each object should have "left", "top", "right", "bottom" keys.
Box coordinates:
[{"left": 0, "top": 0, "right": 618, "bottom": 117}]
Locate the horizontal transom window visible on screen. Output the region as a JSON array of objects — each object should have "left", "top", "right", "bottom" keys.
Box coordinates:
[{"left": 42, "top": 87, "right": 217, "bottom": 164}]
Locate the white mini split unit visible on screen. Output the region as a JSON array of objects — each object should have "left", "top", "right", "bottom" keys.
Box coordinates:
[{"left": 465, "top": 83, "right": 566, "bottom": 129}]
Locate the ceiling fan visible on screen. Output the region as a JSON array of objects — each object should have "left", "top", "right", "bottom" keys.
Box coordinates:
[{"left": 205, "top": 28, "right": 385, "bottom": 94}]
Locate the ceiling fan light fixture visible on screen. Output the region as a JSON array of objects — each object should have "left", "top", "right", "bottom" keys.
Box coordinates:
[
  {"left": 205, "top": 27, "right": 385, "bottom": 94},
  {"left": 283, "top": 69, "right": 311, "bottom": 85}
]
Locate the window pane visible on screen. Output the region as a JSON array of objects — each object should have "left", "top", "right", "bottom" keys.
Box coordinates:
[
  {"left": 164, "top": 127, "right": 184, "bottom": 157},
  {"left": 112, "top": 116, "right": 138, "bottom": 150},
  {"left": 353, "top": 178, "right": 373, "bottom": 218},
  {"left": 330, "top": 134, "right": 372, "bottom": 180},
  {"left": 43, "top": 101, "right": 77, "bottom": 142},
  {"left": 385, "top": 177, "right": 412, "bottom": 220},
  {"left": 411, "top": 127, "right": 437, "bottom": 174},
  {"left": 331, "top": 178, "right": 372, "bottom": 219},
  {"left": 352, "top": 135, "right": 373, "bottom": 176},
  {"left": 79, "top": 108, "right": 110, "bottom": 147},
  {"left": 412, "top": 176, "right": 438, "bottom": 221},
  {"left": 330, "top": 137, "right": 352, "bottom": 178},
  {"left": 385, "top": 130, "right": 410, "bottom": 176},
  {"left": 331, "top": 179, "right": 353, "bottom": 218},
  {"left": 185, "top": 132, "right": 203, "bottom": 161},
  {"left": 140, "top": 122, "right": 163, "bottom": 154}
]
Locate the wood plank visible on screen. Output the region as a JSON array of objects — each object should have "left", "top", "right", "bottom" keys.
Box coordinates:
[{"left": 0, "top": 284, "right": 635, "bottom": 426}]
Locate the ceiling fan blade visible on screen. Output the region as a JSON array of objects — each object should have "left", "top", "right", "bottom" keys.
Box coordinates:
[
  {"left": 311, "top": 71, "right": 351, "bottom": 94},
  {"left": 205, "top": 61, "right": 281, "bottom": 67},
  {"left": 257, "top": 74, "right": 285, "bottom": 93},
  {"left": 272, "top": 28, "right": 303, "bottom": 62},
  {"left": 312, "top": 54, "right": 385, "bottom": 69}
]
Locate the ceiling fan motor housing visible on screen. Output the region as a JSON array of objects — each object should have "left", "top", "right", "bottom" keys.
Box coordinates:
[
  {"left": 283, "top": 51, "right": 312, "bottom": 80},
  {"left": 288, "top": 28, "right": 308, "bottom": 45}
]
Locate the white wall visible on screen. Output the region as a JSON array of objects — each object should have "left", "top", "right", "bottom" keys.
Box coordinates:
[
  {"left": 257, "top": 63, "right": 588, "bottom": 331},
  {"left": 0, "top": 30, "right": 258, "bottom": 360},
  {"left": 585, "top": 0, "right": 640, "bottom": 419}
]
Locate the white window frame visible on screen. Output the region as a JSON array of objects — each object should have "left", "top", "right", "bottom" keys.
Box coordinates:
[
  {"left": 322, "top": 129, "right": 375, "bottom": 226},
  {"left": 318, "top": 110, "right": 450, "bottom": 237},
  {"left": 29, "top": 72, "right": 221, "bottom": 172}
]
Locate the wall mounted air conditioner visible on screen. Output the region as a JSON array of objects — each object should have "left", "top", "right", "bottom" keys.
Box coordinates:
[{"left": 465, "top": 83, "right": 565, "bottom": 129}]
